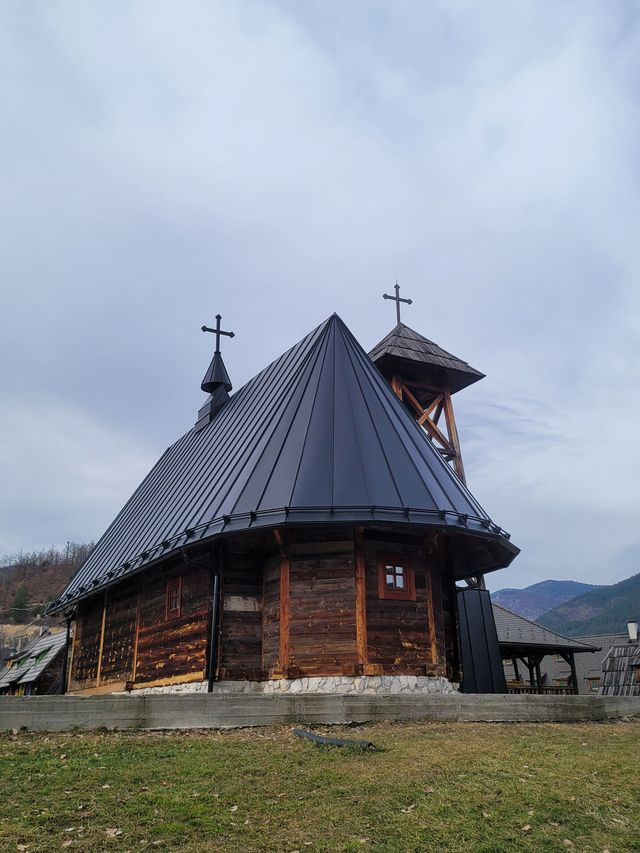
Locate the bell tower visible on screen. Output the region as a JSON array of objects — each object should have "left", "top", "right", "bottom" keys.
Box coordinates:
[
  {"left": 370, "top": 284, "right": 508, "bottom": 694},
  {"left": 369, "top": 283, "right": 484, "bottom": 484}
]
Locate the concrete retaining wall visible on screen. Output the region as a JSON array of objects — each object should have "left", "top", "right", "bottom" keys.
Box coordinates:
[{"left": 1, "top": 693, "right": 639, "bottom": 732}]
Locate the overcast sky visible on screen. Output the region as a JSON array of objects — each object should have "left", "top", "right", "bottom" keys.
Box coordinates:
[{"left": 2, "top": 1, "right": 639, "bottom": 590}]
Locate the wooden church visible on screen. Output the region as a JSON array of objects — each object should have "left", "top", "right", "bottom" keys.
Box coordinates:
[{"left": 49, "top": 292, "right": 518, "bottom": 696}]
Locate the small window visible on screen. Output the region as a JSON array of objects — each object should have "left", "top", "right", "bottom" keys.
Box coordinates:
[
  {"left": 166, "top": 577, "right": 182, "bottom": 620},
  {"left": 377, "top": 555, "right": 416, "bottom": 601},
  {"left": 634, "top": 668, "right": 640, "bottom": 685}
]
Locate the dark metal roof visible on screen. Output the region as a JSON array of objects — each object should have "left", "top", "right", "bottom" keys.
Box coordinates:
[
  {"left": 49, "top": 314, "right": 518, "bottom": 612},
  {"left": 492, "top": 603, "right": 600, "bottom": 654},
  {"left": 369, "top": 322, "right": 484, "bottom": 395}
]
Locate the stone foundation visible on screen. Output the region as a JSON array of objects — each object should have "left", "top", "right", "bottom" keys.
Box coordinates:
[{"left": 132, "top": 675, "right": 457, "bottom": 696}]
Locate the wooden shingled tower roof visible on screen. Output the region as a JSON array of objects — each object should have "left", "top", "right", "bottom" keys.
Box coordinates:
[
  {"left": 49, "top": 314, "right": 518, "bottom": 613},
  {"left": 369, "top": 322, "right": 485, "bottom": 395}
]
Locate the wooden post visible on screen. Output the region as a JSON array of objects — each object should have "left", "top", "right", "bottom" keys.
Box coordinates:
[
  {"left": 353, "top": 527, "right": 368, "bottom": 670},
  {"left": 131, "top": 600, "right": 141, "bottom": 685},
  {"left": 442, "top": 389, "right": 466, "bottom": 483},
  {"left": 534, "top": 656, "right": 543, "bottom": 693},
  {"left": 525, "top": 657, "right": 535, "bottom": 689},
  {"left": 390, "top": 374, "right": 403, "bottom": 400},
  {"left": 512, "top": 657, "right": 520, "bottom": 682},
  {"left": 95, "top": 590, "right": 108, "bottom": 687},
  {"left": 59, "top": 612, "right": 73, "bottom": 694},
  {"left": 424, "top": 534, "right": 438, "bottom": 668},
  {"left": 67, "top": 612, "right": 77, "bottom": 693},
  {"left": 564, "top": 652, "right": 579, "bottom": 694},
  {"left": 274, "top": 529, "right": 290, "bottom": 675}
]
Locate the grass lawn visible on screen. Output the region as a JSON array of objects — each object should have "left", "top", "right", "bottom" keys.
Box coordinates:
[{"left": 0, "top": 721, "right": 639, "bottom": 853}]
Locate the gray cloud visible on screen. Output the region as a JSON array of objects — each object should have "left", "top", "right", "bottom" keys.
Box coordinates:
[{"left": 1, "top": 1, "right": 639, "bottom": 589}]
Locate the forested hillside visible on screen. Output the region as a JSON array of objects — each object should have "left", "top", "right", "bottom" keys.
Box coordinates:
[
  {"left": 538, "top": 573, "right": 640, "bottom": 636},
  {"left": 492, "top": 579, "right": 599, "bottom": 620},
  {"left": 0, "top": 543, "right": 92, "bottom": 623}
]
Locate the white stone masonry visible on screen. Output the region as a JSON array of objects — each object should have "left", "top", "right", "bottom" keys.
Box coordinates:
[{"left": 131, "top": 675, "right": 457, "bottom": 696}]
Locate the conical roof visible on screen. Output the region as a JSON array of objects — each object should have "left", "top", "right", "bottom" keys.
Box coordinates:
[
  {"left": 369, "top": 322, "right": 484, "bottom": 394},
  {"left": 50, "top": 314, "right": 517, "bottom": 611},
  {"left": 201, "top": 351, "right": 232, "bottom": 393}
]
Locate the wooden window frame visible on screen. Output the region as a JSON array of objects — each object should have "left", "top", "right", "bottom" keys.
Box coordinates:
[
  {"left": 377, "top": 554, "right": 416, "bottom": 601},
  {"left": 165, "top": 576, "right": 183, "bottom": 621}
]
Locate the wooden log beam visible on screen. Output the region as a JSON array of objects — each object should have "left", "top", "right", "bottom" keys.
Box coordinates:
[
  {"left": 354, "top": 527, "right": 368, "bottom": 669},
  {"left": 424, "top": 534, "right": 438, "bottom": 667},
  {"left": 131, "top": 601, "right": 141, "bottom": 684},
  {"left": 95, "top": 590, "right": 108, "bottom": 687},
  {"left": 443, "top": 389, "right": 466, "bottom": 482},
  {"left": 417, "top": 394, "right": 444, "bottom": 426},
  {"left": 400, "top": 384, "right": 427, "bottom": 417},
  {"left": 274, "top": 529, "right": 290, "bottom": 673}
]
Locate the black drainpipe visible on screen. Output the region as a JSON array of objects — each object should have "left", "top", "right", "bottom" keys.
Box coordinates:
[
  {"left": 60, "top": 611, "right": 74, "bottom": 694},
  {"left": 207, "top": 552, "right": 222, "bottom": 692}
]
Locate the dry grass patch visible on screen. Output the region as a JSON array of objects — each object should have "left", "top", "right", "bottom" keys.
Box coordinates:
[{"left": 0, "top": 721, "right": 639, "bottom": 852}]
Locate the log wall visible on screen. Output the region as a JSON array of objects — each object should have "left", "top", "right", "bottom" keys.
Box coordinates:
[
  {"left": 69, "top": 559, "right": 211, "bottom": 693},
  {"left": 135, "top": 563, "right": 210, "bottom": 687},
  {"left": 67, "top": 528, "right": 460, "bottom": 693},
  {"left": 288, "top": 541, "right": 357, "bottom": 677},
  {"left": 261, "top": 555, "right": 281, "bottom": 674},
  {"left": 218, "top": 550, "right": 263, "bottom": 681}
]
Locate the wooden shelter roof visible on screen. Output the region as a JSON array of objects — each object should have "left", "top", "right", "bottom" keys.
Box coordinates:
[
  {"left": 0, "top": 630, "right": 66, "bottom": 689},
  {"left": 49, "top": 314, "right": 518, "bottom": 613},
  {"left": 369, "top": 322, "right": 484, "bottom": 394},
  {"left": 493, "top": 603, "right": 600, "bottom": 655}
]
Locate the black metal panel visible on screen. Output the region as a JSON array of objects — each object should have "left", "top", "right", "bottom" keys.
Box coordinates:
[
  {"left": 49, "top": 314, "right": 519, "bottom": 613},
  {"left": 459, "top": 588, "right": 507, "bottom": 694}
]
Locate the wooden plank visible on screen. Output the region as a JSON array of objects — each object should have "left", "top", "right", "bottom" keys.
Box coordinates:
[
  {"left": 223, "top": 595, "right": 262, "bottom": 612},
  {"left": 68, "top": 679, "right": 129, "bottom": 696},
  {"left": 95, "top": 590, "right": 108, "bottom": 687},
  {"left": 131, "top": 671, "right": 205, "bottom": 690}
]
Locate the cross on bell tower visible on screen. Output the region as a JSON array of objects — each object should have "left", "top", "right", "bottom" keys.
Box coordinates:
[{"left": 383, "top": 280, "right": 413, "bottom": 325}]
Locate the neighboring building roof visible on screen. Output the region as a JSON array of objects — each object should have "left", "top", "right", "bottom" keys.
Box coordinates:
[
  {"left": 369, "top": 322, "right": 485, "bottom": 394},
  {"left": 0, "top": 631, "right": 66, "bottom": 689},
  {"left": 49, "top": 314, "right": 518, "bottom": 612},
  {"left": 600, "top": 643, "right": 640, "bottom": 696},
  {"left": 493, "top": 603, "right": 600, "bottom": 654}
]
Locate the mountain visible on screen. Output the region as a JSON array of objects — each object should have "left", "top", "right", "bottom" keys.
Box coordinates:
[
  {"left": 537, "top": 572, "right": 640, "bottom": 636},
  {"left": 491, "top": 580, "right": 600, "bottom": 620}
]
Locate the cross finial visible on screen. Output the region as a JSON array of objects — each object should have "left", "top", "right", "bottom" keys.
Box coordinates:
[
  {"left": 201, "top": 314, "right": 235, "bottom": 353},
  {"left": 382, "top": 280, "right": 412, "bottom": 324}
]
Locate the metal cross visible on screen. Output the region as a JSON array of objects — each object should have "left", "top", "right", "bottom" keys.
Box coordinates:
[
  {"left": 201, "top": 314, "right": 235, "bottom": 353},
  {"left": 383, "top": 280, "right": 412, "bottom": 324}
]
